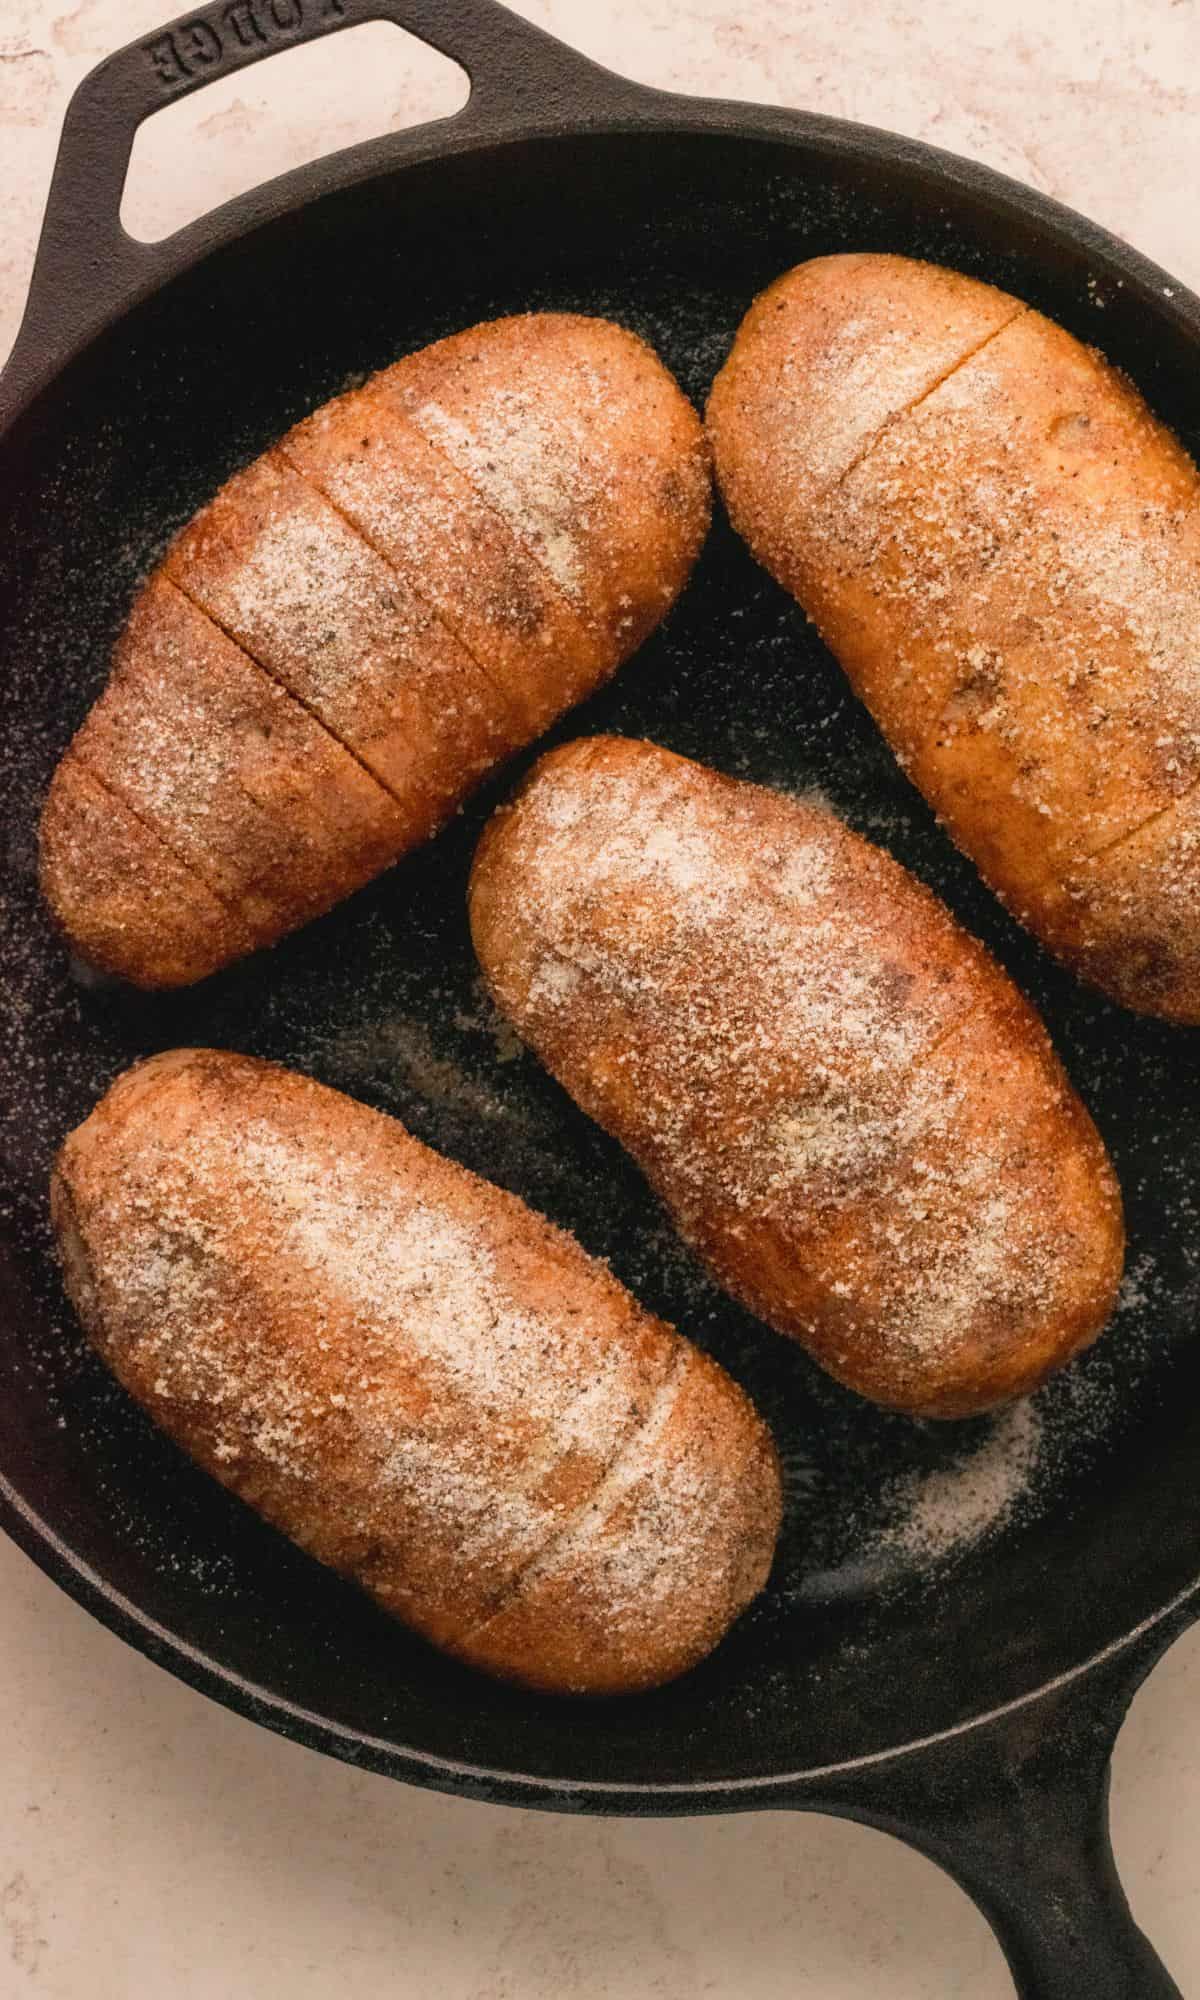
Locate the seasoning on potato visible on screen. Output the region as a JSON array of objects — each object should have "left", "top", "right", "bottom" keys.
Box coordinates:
[
  {"left": 40, "top": 314, "right": 711, "bottom": 989},
  {"left": 51, "top": 1050, "right": 779, "bottom": 1695},
  {"left": 469, "top": 735, "right": 1125, "bottom": 1419},
  {"left": 706, "top": 251, "right": 1200, "bottom": 1022}
]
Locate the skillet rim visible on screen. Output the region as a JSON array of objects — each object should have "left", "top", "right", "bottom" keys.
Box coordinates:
[{"left": 3, "top": 1469, "right": 1197, "bottom": 1809}]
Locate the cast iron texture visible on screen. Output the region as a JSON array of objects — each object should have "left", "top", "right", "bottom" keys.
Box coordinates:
[{"left": 1, "top": 4, "right": 1198, "bottom": 1994}]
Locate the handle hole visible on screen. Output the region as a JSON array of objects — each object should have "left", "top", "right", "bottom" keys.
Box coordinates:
[{"left": 119, "top": 20, "right": 468, "bottom": 243}]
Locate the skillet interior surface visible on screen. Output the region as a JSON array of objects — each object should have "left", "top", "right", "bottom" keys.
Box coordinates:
[{"left": 2, "top": 126, "right": 1200, "bottom": 1800}]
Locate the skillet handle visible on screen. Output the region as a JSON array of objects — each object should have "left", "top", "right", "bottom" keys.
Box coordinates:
[
  {"left": 3, "top": 0, "right": 649, "bottom": 413},
  {"left": 820, "top": 1619, "right": 1190, "bottom": 1999}
]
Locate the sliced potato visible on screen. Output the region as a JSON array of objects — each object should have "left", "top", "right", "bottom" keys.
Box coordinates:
[
  {"left": 708, "top": 252, "right": 1200, "bottom": 1020},
  {"left": 41, "top": 316, "right": 709, "bottom": 987},
  {"left": 470, "top": 736, "right": 1125, "bottom": 1418},
  {"left": 53, "top": 1050, "right": 779, "bottom": 1694}
]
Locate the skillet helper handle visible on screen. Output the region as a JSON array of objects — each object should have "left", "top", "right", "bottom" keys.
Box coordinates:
[
  {"left": 7, "top": 0, "right": 644, "bottom": 409},
  {"left": 831, "top": 1634, "right": 1184, "bottom": 2000}
]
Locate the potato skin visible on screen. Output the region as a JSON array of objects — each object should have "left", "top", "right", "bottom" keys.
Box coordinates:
[
  {"left": 38, "top": 758, "right": 254, "bottom": 990},
  {"left": 469, "top": 736, "right": 1124, "bottom": 1418},
  {"left": 40, "top": 314, "right": 710, "bottom": 989},
  {"left": 51, "top": 1050, "right": 778, "bottom": 1695},
  {"left": 707, "top": 253, "right": 1200, "bottom": 1022}
]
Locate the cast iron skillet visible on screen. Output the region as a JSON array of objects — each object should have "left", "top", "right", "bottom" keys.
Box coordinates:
[{"left": 2, "top": 3, "right": 1199, "bottom": 1993}]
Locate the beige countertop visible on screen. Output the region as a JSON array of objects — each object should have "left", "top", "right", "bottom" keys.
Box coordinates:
[{"left": 3, "top": 2, "right": 1200, "bottom": 1994}]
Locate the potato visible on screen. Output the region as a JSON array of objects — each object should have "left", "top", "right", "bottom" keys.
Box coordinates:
[
  {"left": 707, "top": 252, "right": 1200, "bottom": 1021},
  {"left": 40, "top": 314, "right": 710, "bottom": 988},
  {"left": 51, "top": 1050, "right": 779, "bottom": 1695},
  {"left": 469, "top": 736, "right": 1124, "bottom": 1418}
]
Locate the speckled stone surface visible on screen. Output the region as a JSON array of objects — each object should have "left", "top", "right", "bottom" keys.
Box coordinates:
[{"left": 3, "top": 2, "right": 1200, "bottom": 1993}]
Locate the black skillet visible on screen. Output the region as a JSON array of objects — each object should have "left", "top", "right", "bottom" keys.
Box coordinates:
[{"left": 2, "top": 3, "right": 1199, "bottom": 1993}]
